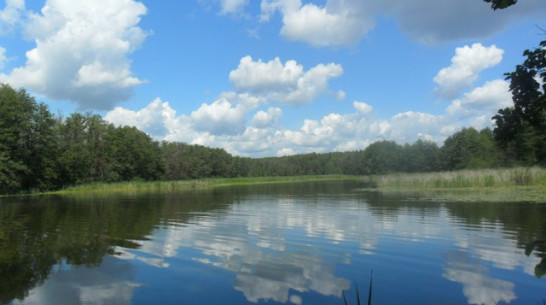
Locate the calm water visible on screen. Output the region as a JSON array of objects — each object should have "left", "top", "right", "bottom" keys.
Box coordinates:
[{"left": 1, "top": 181, "right": 545, "bottom": 305}]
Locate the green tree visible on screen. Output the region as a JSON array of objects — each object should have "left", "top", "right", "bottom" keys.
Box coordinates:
[
  {"left": 492, "top": 40, "right": 546, "bottom": 165},
  {"left": 57, "top": 113, "right": 96, "bottom": 185},
  {"left": 0, "top": 84, "right": 59, "bottom": 193},
  {"left": 440, "top": 127, "right": 501, "bottom": 170},
  {"left": 401, "top": 140, "right": 440, "bottom": 173},
  {"left": 483, "top": 0, "right": 517, "bottom": 10},
  {"left": 361, "top": 141, "right": 403, "bottom": 174},
  {"left": 110, "top": 126, "right": 164, "bottom": 181}
]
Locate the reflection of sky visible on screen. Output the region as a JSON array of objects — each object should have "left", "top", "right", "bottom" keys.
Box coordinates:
[
  {"left": 12, "top": 193, "right": 545, "bottom": 305},
  {"left": 117, "top": 196, "right": 544, "bottom": 305},
  {"left": 12, "top": 256, "right": 139, "bottom": 305},
  {"left": 443, "top": 251, "right": 516, "bottom": 305}
]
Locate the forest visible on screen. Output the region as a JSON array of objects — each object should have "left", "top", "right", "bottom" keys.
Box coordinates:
[{"left": 0, "top": 37, "right": 544, "bottom": 195}]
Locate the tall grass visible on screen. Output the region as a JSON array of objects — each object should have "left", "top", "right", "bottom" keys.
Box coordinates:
[
  {"left": 372, "top": 167, "right": 546, "bottom": 189},
  {"left": 51, "top": 175, "right": 360, "bottom": 195}
]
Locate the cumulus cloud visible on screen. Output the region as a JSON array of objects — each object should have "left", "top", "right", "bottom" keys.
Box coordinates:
[
  {"left": 190, "top": 92, "right": 265, "bottom": 135},
  {"left": 260, "top": 0, "right": 374, "bottom": 47},
  {"left": 434, "top": 44, "right": 504, "bottom": 100},
  {"left": 104, "top": 41, "right": 512, "bottom": 157},
  {"left": 444, "top": 253, "right": 516, "bottom": 305},
  {"left": 0, "top": 0, "right": 24, "bottom": 33},
  {"left": 252, "top": 107, "right": 282, "bottom": 128},
  {"left": 0, "top": 0, "right": 148, "bottom": 110},
  {"left": 230, "top": 56, "right": 343, "bottom": 105},
  {"left": 258, "top": 0, "right": 546, "bottom": 47},
  {"left": 447, "top": 79, "right": 511, "bottom": 118},
  {"left": 104, "top": 90, "right": 485, "bottom": 157},
  {"left": 105, "top": 98, "right": 177, "bottom": 138}
]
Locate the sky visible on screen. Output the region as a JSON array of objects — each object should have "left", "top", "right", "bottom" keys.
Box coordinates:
[{"left": 0, "top": 0, "right": 545, "bottom": 157}]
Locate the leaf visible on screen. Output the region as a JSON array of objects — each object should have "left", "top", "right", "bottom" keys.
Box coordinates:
[{"left": 367, "top": 270, "right": 373, "bottom": 305}]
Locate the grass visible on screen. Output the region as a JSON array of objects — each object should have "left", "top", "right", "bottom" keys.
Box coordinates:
[
  {"left": 369, "top": 167, "right": 546, "bottom": 189},
  {"left": 50, "top": 175, "right": 361, "bottom": 195},
  {"left": 342, "top": 270, "right": 373, "bottom": 305},
  {"left": 44, "top": 167, "right": 545, "bottom": 202},
  {"left": 361, "top": 167, "right": 546, "bottom": 203}
]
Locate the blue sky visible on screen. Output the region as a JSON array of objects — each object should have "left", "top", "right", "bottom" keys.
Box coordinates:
[{"left": 1, "top": 0, "right": 545, "bottom": 157}]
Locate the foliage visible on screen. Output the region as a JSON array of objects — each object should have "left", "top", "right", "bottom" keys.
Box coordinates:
[
  {"left": 0, "top": 85, "right": 163, "bottom": 194},
  {"left": 0, "top": 85, "right": 59, "bottom": 193},
  {"left": 492, "top": 40, "right": 546, "bottom": 165},
  {"left": 483, "top": 0, "right": 517, "bottom": 10},
  {"left": 440, "top": 127, "right": 502, "bottom": 170}
]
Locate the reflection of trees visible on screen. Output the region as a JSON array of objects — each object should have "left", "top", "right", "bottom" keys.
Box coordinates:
[
  {"left": 445, "top": 201, "right": 546, "bottom": 277},
  {"left": 0, "top": 191, "right": 235, "bottom": 305},
  {"left": 0, "top": 195, "right": 156, "bottom": 304}
]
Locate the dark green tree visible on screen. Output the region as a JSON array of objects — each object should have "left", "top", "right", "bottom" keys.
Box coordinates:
[
  {"left": 483, "top": 0, "right": 517, "bottom": 10},
  {"left": 441, "top": 127, "right": 502, "bottom": 170},
  {"left": 492, "top": 40, "right": 546, "bottom": 165},
  {"left": 401, "top": 140, "right": 440, "bottom": 173},
  {"left": 0, "top": 84, "right": 59, "bottom": 193},
  {"left": 360, "top": 141, "right": 403, "bottom": 174},
  {"left": 110, "top": 126, "right": 164, "bottom": 181}
]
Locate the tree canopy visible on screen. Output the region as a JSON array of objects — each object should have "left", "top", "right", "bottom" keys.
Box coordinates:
[
  {"left": 492, "top": 40, "right": 546, "bottom": 165},
  {"left": 483, "top": 0, "right": 517, "bottom": 10}
]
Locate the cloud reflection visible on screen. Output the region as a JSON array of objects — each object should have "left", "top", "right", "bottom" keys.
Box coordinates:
[
  {"left": 12, "top": 256, "right": 140, "bottom": 305},
  {"left": 111, "top": 194, "right": 541, "bottom": 304},
  {"left": 443, "top": 252, "right": 516, "bottom": 305}
]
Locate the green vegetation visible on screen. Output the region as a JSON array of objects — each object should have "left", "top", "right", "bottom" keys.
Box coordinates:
[
  {"left": 51, "top": 175, "right": 361, "bottom": 195},
  {"left": 371, "top": 167, "right": 546, "bottom": 189}
]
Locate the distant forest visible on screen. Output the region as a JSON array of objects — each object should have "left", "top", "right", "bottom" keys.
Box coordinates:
[{"left": 1, "top": 37, "right": 544, "bottom": 194}]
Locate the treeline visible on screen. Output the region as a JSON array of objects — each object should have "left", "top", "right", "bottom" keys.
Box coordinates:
[
  {"left": 0, "top": 81, "right": 540, "bottom": 195},
  {"left": 0, "top": 84, "right": 164, "bottom": 193}
]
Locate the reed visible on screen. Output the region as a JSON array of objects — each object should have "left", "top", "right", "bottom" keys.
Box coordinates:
[
  {"left": 51, "top": 175, "right": 360, "bottom": 195},
  {"left": 342, "top": 270, "right": 373, "bottom": 305},
  {"left": 372, "top": 167, "right": 546, "bottom": 189}
]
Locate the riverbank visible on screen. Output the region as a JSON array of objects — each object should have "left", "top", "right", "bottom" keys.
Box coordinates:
[
  {"left": 362, "top": 167, "right": 546, "bottom": 202},
  {"left": 23, "top": 167, "right": 546, "bottom": 203},
  {"left": 50, "top": 175, "right": 361, "bottom": 195}
]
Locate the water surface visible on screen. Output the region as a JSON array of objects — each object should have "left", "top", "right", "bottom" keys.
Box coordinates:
[{"left": 1, "top": 181, "right": 545, "bottom": 305}]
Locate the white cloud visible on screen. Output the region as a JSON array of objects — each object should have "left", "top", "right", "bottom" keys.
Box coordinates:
[
  {"left": 0, "top": 0, "right": 148, "bottom": 110},
  {"left": 336, "top": 90, "right": 346, "bottom": 100},
  {"left": 447, "top": 79, "right": 511, "bottom": 118},
  {"left": 0, "top": 47, "right": 7, "bottom": 69},
  {"left": 218, "top": 0, "right": 249, "bottom": 14},
  {"left": 191, "top": 92, "right": 265, "bottom": 135},
  {"left": 105, "top": 86, "right": 506, "bottom": 156},
  {"left": 444, "top": 253, "right": 516, "bottom": 305},
  {"left": 104, "top": 41, "right": 513, "bottom": 157},
  {"left": 280, "top": 2, "right": 374, "bottom": 47},
  {"left": 0, "top": 0, "right": 24, "bottom": 33},
  {"left": 105, "top": 98, "right": 176, "bottom": 138},
  {"left": 260, "top": 0, "right": 374, "bottom": 47},
  {"left": 230, "top": 55, "right": 343, "bottom": 105},
  {"left": 353, "top": 101, "right": 372, "bottom": 115},
  {"left": 434, "top": 44, "right": 504, "bottom": 100},
  {"left": 252, "top": 107, "right": 282, "bottom": 128},
  {"left": 258, "top": 0, "right": 546, "bottom": 47}
]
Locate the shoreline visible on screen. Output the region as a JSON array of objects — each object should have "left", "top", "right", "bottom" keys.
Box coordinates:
[{"left": 3, "top": 167, "right": 544, "bottom": 202}]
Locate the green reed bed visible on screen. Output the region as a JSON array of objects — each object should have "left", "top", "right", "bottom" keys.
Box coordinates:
[
  {"left": 52, "top": 175, "right": 359, "bottom": 195},
  {"left": 364, "top": 167, "right": 546, "bottom": 203},
  {"left": 372, "top": 167, "right": 546, "bottom": 189}
]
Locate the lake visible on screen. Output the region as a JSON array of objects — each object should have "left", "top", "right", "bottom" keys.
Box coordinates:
[{"left": 1, "top": 181, "right": 545, "bottom": 305}]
